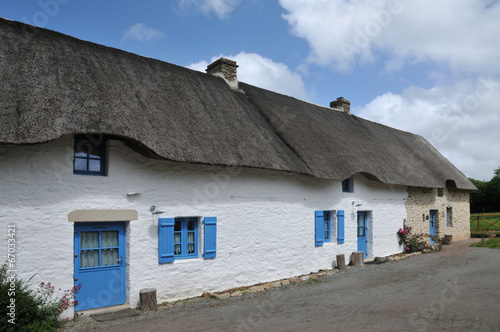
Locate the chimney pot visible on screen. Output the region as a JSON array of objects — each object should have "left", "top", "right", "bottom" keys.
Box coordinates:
[
  {"left": 206, "top": 58, "right": 239, "bottom": 89},
  {"left": 330, "top": 97, "right": 351, "bottom": 114}
]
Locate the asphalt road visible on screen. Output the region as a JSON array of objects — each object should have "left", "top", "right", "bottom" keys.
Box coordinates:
[{"left": 65, "top": 238, "right": 500, "bottom": 332}]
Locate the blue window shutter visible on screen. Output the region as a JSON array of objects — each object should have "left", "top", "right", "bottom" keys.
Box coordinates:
[
  {"left": 337, "top": 210, "right": 345, "bottom": 244},
  {"left": 315, "top": 210, "right": 324, "bottom": 247},
  {"left": 203, "top": 217, "right": 217, "bottom": 259},
  {"left": 158, "top": 218, "right": 175, "bottom": 263}
]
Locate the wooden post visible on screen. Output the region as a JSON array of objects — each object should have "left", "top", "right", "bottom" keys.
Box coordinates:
[
  {"left": 140, "top": 288, "right": 157, "bottom": 311},
  {"left": 443, "top": 234, "right": 453, "bottom": 245},
  {"left": 352, "top": 251, "right": 364, "bottom": 267},
  {"left": 336, "top": 254, "right": 346, "bottom": 270}
]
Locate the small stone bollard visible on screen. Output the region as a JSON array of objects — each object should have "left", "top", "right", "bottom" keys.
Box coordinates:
[
  {"left": 352, "top": 251, "right": 364, "bottom": 267},
  {"left": 443, "top": 234, "right": 453, "bottom": 245},
  {"left": 336, "top": 254, "right": 346, "bottom": 270},
  {"left": 140, "top": 288, "right": 157, "bottom": 311}
]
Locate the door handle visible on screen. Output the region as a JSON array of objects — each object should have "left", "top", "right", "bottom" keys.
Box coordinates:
[{"left": 117, "top": 257, "right": 122, "bottom": 266}]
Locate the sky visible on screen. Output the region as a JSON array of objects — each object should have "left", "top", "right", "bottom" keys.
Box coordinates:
[{"left": 1, "top": 0, "right": 499, "bottom": 181}]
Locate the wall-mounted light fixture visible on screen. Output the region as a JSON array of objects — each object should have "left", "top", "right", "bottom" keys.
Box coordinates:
[
  {"left": 150, "top": 205, "right": 164, "bottom": 215},
  {"left": 352, "top": 201, "right": 363, "bottom": 207}
]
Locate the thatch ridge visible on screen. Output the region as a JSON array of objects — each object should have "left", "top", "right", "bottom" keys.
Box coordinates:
[{"left": 0, "top": 17, "right": 475, "bottom": 190}]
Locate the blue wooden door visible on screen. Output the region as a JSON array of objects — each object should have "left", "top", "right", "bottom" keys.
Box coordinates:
[
  {"left": 74, "top": 222, "right": 126, "bottom": 311},
  {"left": 357, "top": 212, "right": 367, "bottom": 258},
  {"left": 429, "top": 211, "right": 436, "bottom": 244}
]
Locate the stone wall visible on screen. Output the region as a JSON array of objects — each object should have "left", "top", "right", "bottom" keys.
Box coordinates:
[{"left": 406, "top": 186, "right": 471, "bottom": 242}]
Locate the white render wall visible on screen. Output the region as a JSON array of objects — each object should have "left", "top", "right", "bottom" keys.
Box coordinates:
[{"left": 0, "top": 137, "right": 407, "bottom": 317}]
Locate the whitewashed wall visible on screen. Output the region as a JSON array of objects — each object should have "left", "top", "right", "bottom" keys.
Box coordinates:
[{"left": 0, "top": 137, "right": 407, "bottom": 317}]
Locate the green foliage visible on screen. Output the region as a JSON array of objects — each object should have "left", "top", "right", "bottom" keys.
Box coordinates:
[
  {"left": 470, "top": 166, "right": 500, "bottom": 213},
  {"left": 0, "top": 264, "right": 79, "bottom": 331},
  {"left": 470, "top": 230, "right": 500, "bottom": 238},
  {"left": 470, "top": 237, "right": 500, "bottom": 249}
]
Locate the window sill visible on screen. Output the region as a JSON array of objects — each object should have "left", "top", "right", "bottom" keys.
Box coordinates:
[
  {"left": 172, "top": 256, "right": 202, "bottom": 263},
  {"left": 73, "top": 172, "right": 107, "bottom": 177}
]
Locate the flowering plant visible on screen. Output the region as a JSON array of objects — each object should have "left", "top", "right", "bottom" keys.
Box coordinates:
[
  {"left": 1, "top": 264, "right": 81, "bottom": 330},
  {"left": 38, "top": 281, "right": 81, "bottom": 314},
  {"left": 397, "top": 226, "right": 428, "bottom": 253}
]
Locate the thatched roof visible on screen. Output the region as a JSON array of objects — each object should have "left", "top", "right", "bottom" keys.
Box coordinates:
[{"left": 0, "top": 18, "right": 475, "bottom": 190}]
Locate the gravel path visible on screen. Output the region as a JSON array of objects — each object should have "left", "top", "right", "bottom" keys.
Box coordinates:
[{"left": 63, "top": 238, "right": 500, "bottom": 331}]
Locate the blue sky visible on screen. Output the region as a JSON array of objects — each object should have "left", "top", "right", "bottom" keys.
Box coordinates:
[{"left": 1, "top": 0, "right": 499, "bottom": 180}]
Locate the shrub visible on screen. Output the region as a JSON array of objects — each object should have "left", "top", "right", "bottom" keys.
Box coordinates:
[
  {"left": 471, "top": 231, "right": 500, "bottom": 238},
  {"left": 397, "top": 226, "right": 440, "bottom": 253},
  {"left": 398, "top": 227, "right": 426, "bottom": 253},
  {"left": 0, "top": 264, "right": 80, "bottom": 331},
  {"left": 429, "top": 235, "right": 443, "bottom": 251}
]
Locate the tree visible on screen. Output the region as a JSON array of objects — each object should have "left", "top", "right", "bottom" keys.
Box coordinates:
[
  {"left": 470, "top": 178, "right": 487, "bottom": 213},
  {"left": 470, "top": 167, "right": 500, "bottom": 213}
]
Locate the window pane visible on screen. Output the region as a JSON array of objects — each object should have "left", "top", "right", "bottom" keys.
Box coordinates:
[
  {"left": 174, "top": 220, "right": 182, "bottom": 232},
  {"left": 172, "top": 217, "right": 198, "bottom": 258},
  {"left": 342, "top": 179, "right": 349, "bottom": 192},
  {"left": 101, "top": 231, "right": 118, "bottom": 247},
  {"left": 174, "top": 233, "right": 181, "bottom": 243},
  {"left": 81, "top": 232, "right": 99, "bottom": 249},
  {"left": 325, "top": 231, "right": 329, "bottom": 240},
  {"left": 74, "top": 158, "right": 88, "bottom": 171},
  {"left": 89, "top": 159, "right": 101, "bottom": 172},
  {"left": 81, "top": 250, "right": 98, "bottom": 268},
  {"left": 75, "top": 142, "right": 92, "bottom": 156},
  {"left": 88, "top": 146, "right": 102, "bottom": 158},
  {"left": 101, "top": 249, "right": 118, "bottom": 266},
  {"left": 75, "top": 151, "right": 88, "bottom": 158}
]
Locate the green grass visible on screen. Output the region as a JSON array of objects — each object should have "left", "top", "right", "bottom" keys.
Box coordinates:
[
  {"left": 470, "top": 212, "right": 500, "bottom": 231},
  {"left": 470, "top": 237, "right": 500, "bottom": 249}
]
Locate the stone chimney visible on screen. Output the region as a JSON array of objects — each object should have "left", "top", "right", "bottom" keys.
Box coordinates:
[
  {"left": 206, "top": 58, "right": 239, "bottom": 90},
  {"left": 330, "top": 97, "right": 351, "bottom": 115}
]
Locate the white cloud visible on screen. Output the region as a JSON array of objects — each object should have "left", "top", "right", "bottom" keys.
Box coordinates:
[
  {"left": 122, "top": 23, "right": 165, "bottom": 42},
  {"left": 279, "top": 0, "right": 500, "bottom": 180},
  {"left": 188, "top": 52, "right": 309, "bottom": 100},
  {"left": 177, "top": 0, "right": 241, "bottom": 19},
  {"left": 279, "top": 0, "right": 500, "bottom": 74},
  {"left": 357, "top": 76, "right": 500, "bottom": 180}
]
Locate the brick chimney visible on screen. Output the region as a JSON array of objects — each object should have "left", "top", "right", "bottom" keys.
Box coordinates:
[
  {"left": 330, "top": 97, "right": 351, "bottom": 115},
  {"left": 206, "top": 58, "right": 239, "bottom": 90}
]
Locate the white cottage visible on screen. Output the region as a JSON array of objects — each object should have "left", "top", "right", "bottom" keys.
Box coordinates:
[{"left": 0, "top": 18, "right": 475, "bottom": 317}]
